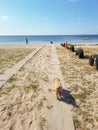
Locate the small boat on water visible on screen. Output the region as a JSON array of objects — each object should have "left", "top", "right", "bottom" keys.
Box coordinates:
[{"left": 82, "top": 37, "right": 90, "bottom": 40}]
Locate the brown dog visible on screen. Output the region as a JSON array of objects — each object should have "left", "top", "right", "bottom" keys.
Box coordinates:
[{"left": 53, "top": 78, "right": 62, "bottom": 100}]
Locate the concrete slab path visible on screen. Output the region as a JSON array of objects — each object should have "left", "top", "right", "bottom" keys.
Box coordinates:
[{"left": 47, "top": 44, "right": 75, "bottom": 130}]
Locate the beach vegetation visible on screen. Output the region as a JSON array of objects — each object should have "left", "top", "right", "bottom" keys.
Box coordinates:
[
  {"left": 6, "top": 84, "right": 16, "bottom": 92},
  {"left": 8, "top": 76, "right": 16, "bottom": 82},
  {"left": 15, "top": 100, "right": 22, "bottom": 105},
  {"left": 0, "top": 48, "right": 35, "bottom": 73},
  {"left": 19, "top": 67, "right": 24, "bottom": 71},
  {"left": 42, "top": 96, "right": 47, "bottom": 100},
  {"left": 0, "top": 90, "right": 10, "bottom": 95},
  {"left": 39, "top": 117, "right": 47, "bottom": 130},
  {"left": 0, "top": 84, "right": 16, "bottom": 95},
  {"left": 56, "top": 45, "right": 98, "bottom": 130},
  {"left": 47, "top": 105, "right": 53, "bottom": 109},
  {"left": 24, "top": 83, "right": 38, "bottom": 92},
  {"left": 96, "top": 117, "right": 98, "bottom": 122},
  {"left": 73, "top": 117, "right": 81, "bottom": 127},
  {"left": 48, "top": 88, "right": 52, "bottom": 92},
  {"left": 38, "top": 99, "right": 44, "bottom": 110},
  {"left": 74, "top": 44, "right": 86, "bottom": 46},
  {"left": 43, "top": 75, "right": 49, "bottom": 82},
  {"left": 46, "top": 54, "right": 50, "bottom": 58}
]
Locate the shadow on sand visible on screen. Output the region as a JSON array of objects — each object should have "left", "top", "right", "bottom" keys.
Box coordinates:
[
  {"left": 60, "top": 89, "right": 79, "bottom": 108},
  {"left": 84, "top": 55, "right": 89, "bottom": 59}
]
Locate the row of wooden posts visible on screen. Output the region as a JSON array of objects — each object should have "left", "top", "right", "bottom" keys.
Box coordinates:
[{"left": 61, "top": 42, "right": 98, "bottom": 70}]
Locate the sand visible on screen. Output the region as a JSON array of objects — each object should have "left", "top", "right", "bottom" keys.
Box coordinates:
[
  {"left": 0, "top": 44, "right": 50, "bottom": 130},
  {"left": 0, "top": 43, "right": 98, "bottom": 130},
  {"left": 56, "top": 44, "right": 98, "bottom": 130}
]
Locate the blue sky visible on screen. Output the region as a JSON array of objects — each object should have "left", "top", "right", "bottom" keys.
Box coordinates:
[{"left": 0, "top": 0, "right": 98, "bottom": 35}]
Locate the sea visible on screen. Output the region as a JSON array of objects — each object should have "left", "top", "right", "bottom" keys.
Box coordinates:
[{"left": 0, "top": 35, "right": 98, "bottom": 44}]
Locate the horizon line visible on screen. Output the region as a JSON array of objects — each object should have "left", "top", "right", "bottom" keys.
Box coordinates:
[{"left": 0, "top": 34, "right": 98, "bottom": 36}]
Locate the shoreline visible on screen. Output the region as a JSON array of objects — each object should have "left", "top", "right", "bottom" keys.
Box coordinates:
[
  {"left": 0, "top": 42, "right": 98, "bottom": 50},
  {"left": 0, "top": 41, "right": 98, "bottom": 45},
  {"left": 0, "top": 42, "right": 98, "bottom": 45},
  {"left": 0, "top": 42, "right": 98, "bottom": 49}
]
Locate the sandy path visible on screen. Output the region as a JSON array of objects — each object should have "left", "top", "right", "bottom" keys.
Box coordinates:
[{"left": 0, "top": 44, "right": 74, "bottom": 130}]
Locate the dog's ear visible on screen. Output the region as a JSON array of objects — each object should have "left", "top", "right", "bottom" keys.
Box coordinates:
[
  {"left": 53, "top": 78, "right": 60, "bottom": 82},
  {"left": 53, "top": 78, "right": 58, "bottom": 82},
  {"left": 53, "top": 78, "right": 56, "bottom": 82}
]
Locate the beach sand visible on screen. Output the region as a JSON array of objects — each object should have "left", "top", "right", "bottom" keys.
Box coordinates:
[
  {"left": 0, "top": 43, "right": 98, "bottom": 130},
  {"left": 56, "top": 44, "right": 98, "bottom": 130}
]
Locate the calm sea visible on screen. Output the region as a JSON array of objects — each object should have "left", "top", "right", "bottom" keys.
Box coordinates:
[{"left": 0, "top": 35, "right": 98, "bottom": 44}]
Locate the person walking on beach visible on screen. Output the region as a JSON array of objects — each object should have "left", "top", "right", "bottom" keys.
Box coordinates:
[
  {"left": 26, "top": 37, "right": 28, "bottom": 44},
  {"left": 65, "top": 42, "right": 68, "bottom": 49}
]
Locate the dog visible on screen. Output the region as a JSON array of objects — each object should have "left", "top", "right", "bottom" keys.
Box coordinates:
[{"left": 53, "top": 78, "right": 62, "bottom": 100}]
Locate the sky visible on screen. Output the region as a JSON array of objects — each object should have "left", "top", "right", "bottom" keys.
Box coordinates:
[{"left": 0, "top": 0, "right": 98, "bottom": 35}]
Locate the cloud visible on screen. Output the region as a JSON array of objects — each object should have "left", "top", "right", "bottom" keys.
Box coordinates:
[
  {"left": 96, "top": 26, "right": 98, "bottom": 28},
  {"left": 0, "top": 16, "right": 9, "bottom": 21},
  {"left": 69, "top": 0, "right": 79, "bottom": 2}
]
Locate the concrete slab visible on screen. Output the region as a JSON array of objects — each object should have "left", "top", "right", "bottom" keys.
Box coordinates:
[{"left": 47, "top": 44, "right": 75, "bottom": 130}]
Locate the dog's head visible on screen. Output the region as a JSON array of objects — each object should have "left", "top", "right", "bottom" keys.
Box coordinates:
[{"left": 53, "top": 78, "right": 60, "bottom": 83}]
